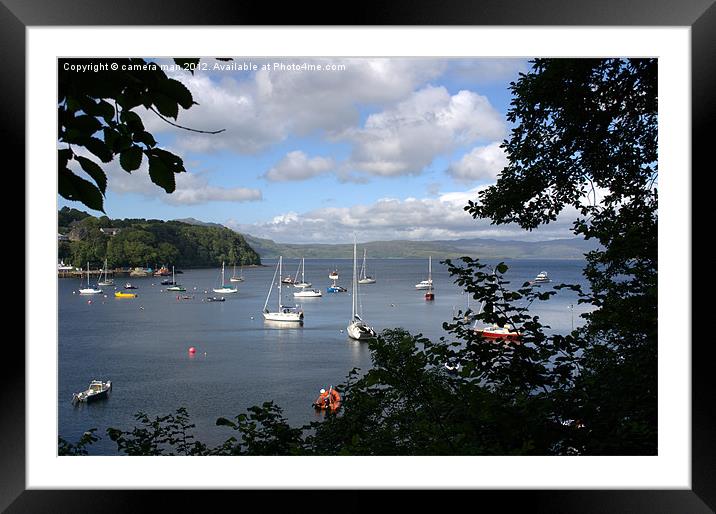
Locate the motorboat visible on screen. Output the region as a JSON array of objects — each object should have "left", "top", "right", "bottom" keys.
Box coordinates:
[
  {"left": 124, "top": 283, "right": 138, "bottom": 289},
  {"left": 206, "top": 296, "right": 225, "bottom": 302},
  {"left": 531, "top": 271, "right": 551, "bottom": 284},
  {"left": 71, "top": 379, "right": 111, "bottom": 404},
  {"left": 114, "top": 291, "right": 137, "bottom": 298}
]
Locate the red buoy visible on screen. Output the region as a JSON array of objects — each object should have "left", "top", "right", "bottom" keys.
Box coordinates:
[{"left": 188, "top": 346, "right": 196, "bottom": 355}]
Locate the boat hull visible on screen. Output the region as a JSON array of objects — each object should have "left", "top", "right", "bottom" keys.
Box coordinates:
[
  {"left": 358, "top": 278, "right": 376, "bottom": 284},
  {"left": 263, "top": 310, "right": 304, "bottom": 322},
  {"left": 213, "top": 288, "right": 238, "bottom": 294},
  {"left": 79, "top": 288, "right": 102, "bottom": 295},
  {"left": 347, "top": 321, "right": 376, "bottom": 340}
]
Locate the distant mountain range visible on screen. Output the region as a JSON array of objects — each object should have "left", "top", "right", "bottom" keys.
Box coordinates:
[{"left": 174, "top": 218, "right": 596, "bottom": 260}]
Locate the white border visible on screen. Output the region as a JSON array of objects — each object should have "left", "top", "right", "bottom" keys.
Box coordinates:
[{"left": 27, "top": 27, "right": 691, "bottom": 489}]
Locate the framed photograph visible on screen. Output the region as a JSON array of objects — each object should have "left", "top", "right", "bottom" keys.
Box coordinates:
[{"left": 8, "top": 0, "right": 709, "bottom": 511}]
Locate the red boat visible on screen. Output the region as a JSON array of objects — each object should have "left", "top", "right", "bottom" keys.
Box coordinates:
[{"left": 474, "top": 324, "right": 521, "bottom": 341}]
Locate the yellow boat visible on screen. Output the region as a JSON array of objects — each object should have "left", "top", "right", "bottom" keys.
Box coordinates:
[{"left": 114, "top": 291, "right": 137, "bottom": 298}]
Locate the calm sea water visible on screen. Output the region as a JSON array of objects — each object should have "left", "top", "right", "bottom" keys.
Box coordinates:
[{"left": 58, "top": 258, "right": 590, "bottom": 454}]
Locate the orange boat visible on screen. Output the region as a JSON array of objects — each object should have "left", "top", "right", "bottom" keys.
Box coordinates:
[
  {"left": 313, "top": 387, "right": 341, "bottom": 412},
  {"left": 154, "top": 265, "right": 171, "bottom": 277}
]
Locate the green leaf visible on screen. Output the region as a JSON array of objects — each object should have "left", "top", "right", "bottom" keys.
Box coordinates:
[
  {"left": 161, "top": 78, "right": 194, "bottom": 110},
  {"left": 84, "top": 137, "right": 113, "bottom": 163},
  {"left": 75, "top": 155, "right": 107, "bottom": 193},
  {"left": 215, "top": 417, "right": 237, "bottom": 428},
  {"left": 148, "top": 154, "right": 176, "bottom": 193},
  {"left": 496, "top": 263, "right": 509, "bottom": 274},
  {"left": 58, "top": 167, "right": 104, "bottom": 212},
  {"left": 119, "top": 110, "right": 144, "bottom": 132},
  {"left": 133, "top": 131, "right": 157, "bottom": 148},
  {"left": 152, "top": 92, "right": 179, "bottom": 119},
  {"left": 119, "top": 146, "right": 143, "bottom": 172},
  {"left": 66, "top": 114, "right": 102, "bottom": 134}
]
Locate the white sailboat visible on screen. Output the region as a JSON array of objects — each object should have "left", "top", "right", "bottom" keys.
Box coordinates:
[
  {"left": 292, "top": 257, "right": 312, "bottom": 288},
  {"left": 347, "top": 237, "right": 376, "bottom": 340},
  {"left": 415, "top": 256, "right": 434, "bottom": 290},
  {"left": 213, "top": 261, "right": 238, "bottom": 294},
  {"left": 166, "top": 266, "right": 186, "bottom": 292},
  {"left": 357, "top": 248, "right": 376, "bottom": 284},
  {"left": 229, "top": 263, "right": 244, "bottom": 283},
  {"left": 97, "top": 258, "right": 114, "bottom": 286},
  {"left": 263, "top": 256, "right": 304, "bottom": 322},
  {"left": 78, "top": 262, "right": 103, "bottom": 294}
]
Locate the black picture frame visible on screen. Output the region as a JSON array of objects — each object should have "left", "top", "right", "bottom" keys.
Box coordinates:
[{"left": 5, "top": 0, "right": 709, "bottom": 511}]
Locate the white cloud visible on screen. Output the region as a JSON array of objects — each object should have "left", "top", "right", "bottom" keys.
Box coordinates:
[
  {"left": 341, "top": 86, "right": 506, "bottom": 177},
  {"left": 264, "top": 151, "right": 335, "bottom": 182},
  {"left": 228, "top": 186, "right": 576, "bottom": 244},
  {"left": 143, "top": 58, "right": 446, "bottom": 155},
  {"left": 447, "top": 142, "right": 508, "bottom": 183}
]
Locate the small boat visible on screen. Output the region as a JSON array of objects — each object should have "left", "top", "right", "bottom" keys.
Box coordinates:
[
  {"left": 129, "top": 267, "right": 149, "bottom": 277},
  {"left": 281, "top": 276, "right": 295, "bottom": 284},
  {"left": 263, "top": 256, "right": 304, "bottom": 323},
  {"left": 313, "top": 387, "right": 342, "bottom": 412},
  {"left": 166, "top": 266, "right": 186, "bottom": 292},
  {"left": 206, "top": 296, "right": 225, "bottom": 302},
  {"left": 327, "top": 281, "right": 347, "bottom": 293},
  {"left": 154, "top": 265, "right": 171, "bottom": 277},
  {"left": 97, "top": 258, "right": 114, "bottom": 286},
  {"left": 531, "top": 271, "right": 551, "bottom": 284},
  {"left": 292, "top": 258, "right": 312, "bottom": 288},
  {"left": 357, "top": 249, "right": 376, "bottom": 284},
  {"left": 473, "top": 323, "right": 521, "bottom": 341},
  {"left": 124, "top": 283, "right": 138, "bottom": 290},
  {"left": 160, "top": 278, "right": 175, "bottom": 285},
  {"left": 229, "top": 264, "right": 245, "bottom": 283},
  {"left": 79, "top": 262, "right": 103, "bottom": 295},
  {"left": 424, "top": 256, "right": 434, "bottom": 301},
  {"left": 293, "top": 288, "right": 323, "bottom": 298},
  {"left": 415, "top": 256, "right": 434, "bottom": 291},
  {"left": 57, "top": 260, "right": 75, "bottom": 272},
  {"left": 213, "top": 261, "right": 238, "bottom": 294},
  {"left": 71, "top": 379, "right": 111, "bottom": 404},
  {"left": 114, "top": 291, "right": 137, "bottom": 298},
  {"left": 328, "top": 269, "right": 339, "bottom": 280},
  {"left": 178, "top": 294, "right": 194, "bottom": 300},
  {"left": 347, "top": 237, "right": 377, "bottom": 340}
]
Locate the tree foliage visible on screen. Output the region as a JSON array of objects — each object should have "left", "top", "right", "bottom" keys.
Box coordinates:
[
  {"left": 58, "top": 208, "right": 260, "bottom": 268},
  {"left": 58, "top": 58, "right": 221, "bottom": 212}
]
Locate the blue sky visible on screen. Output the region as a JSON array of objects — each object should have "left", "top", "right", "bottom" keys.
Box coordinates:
[{"left": 60, "top": 57, "right": 578, "bottom": 243}]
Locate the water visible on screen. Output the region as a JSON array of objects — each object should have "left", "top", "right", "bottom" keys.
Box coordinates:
[{"left": 58, "top": 258, "right": 590, "bottom": 454}]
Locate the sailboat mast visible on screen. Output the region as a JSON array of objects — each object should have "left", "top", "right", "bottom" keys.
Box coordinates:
[
  {"left": 352, "top": 238, "right": 357, "bottom": 319},
  {"left": 264, "top": 257, "right": 279, "bottom": 311},
  {"left": 221, "top": 261, "right": 225, "bottom": 286},
  {"left": 278, "top": 256, "right": 282, "bottom": 309}
]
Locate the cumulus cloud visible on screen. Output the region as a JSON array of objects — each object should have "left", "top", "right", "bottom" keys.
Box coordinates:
[
  {"left": 143, "top": 58, "right": 446, "bottom": 155},
  {"left": 227, "top": 186, "right": 576, "bottom": 244},
  {"left": 263, "top": 151, "right": 335, "bottom": 182},
  {"left": 447, "top": 142, "right": 508, "bottom": 183},
  {"left": 69, "top": 150, "right": 262, "bottom": 206},
  {"left": 340, "top": 86, "right": 506, "bottom": 177}
]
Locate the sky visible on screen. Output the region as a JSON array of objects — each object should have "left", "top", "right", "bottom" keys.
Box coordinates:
[{"left": 60, "top": 57, "right": 580, "bottom": 244}]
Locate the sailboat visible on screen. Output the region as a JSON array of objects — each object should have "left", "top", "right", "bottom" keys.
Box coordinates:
[
  {"left": 97, "top": 258, "right": 114, "bottom": 286},
  {"left": 263, "top": 256, "right": 304, "bottom": 322},
  {"left": 415, "top": 256, "right": 434, "bottom": 290},
  {"left": 424, "top": 256, "right": 434, "bottom": 301},
  {"left": 471, "top": 300, "right": 521, "bottom": 340},
  {"left": 347, "top": 237, "right": 377, "bottom": 340},
  {"left": 357, "top": 248, "right": 376, "bottom": 284},
  {"left": 166, "top": 266, "right": 186, "bottom": 292},
  {"left": 213, "top": 261, "right": 238, "bottom": 293},
  {"left": 292, "top": 258, "right": 312, "bottom": 288},
  {"left": 229, "top": 263, "right": 245, "bottom": 283},
  {"left": 78, "top": 262, "right": 103, "bottom": 294}
]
